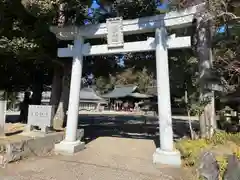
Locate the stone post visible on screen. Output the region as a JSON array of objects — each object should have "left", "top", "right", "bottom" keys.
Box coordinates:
[
  {"left": 0, "top": 91, "right": 6, "bottom": 136},
  {"left": 55, "top": 37, "right": 85, "bottom": 154},
  {"left": 152, "top": 28, "right": 181, "bottom": 166}
]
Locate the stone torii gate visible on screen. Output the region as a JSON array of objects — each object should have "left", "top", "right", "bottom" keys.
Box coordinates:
[{"left": 50, "top": 4, "right": 202, "bottom": 166}]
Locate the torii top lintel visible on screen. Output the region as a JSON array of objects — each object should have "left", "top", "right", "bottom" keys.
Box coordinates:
[{"left": 50, "top": 3, "right": 204, "bottom": 40}]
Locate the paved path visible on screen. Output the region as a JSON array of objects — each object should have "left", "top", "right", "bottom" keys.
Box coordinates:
[{"left": 0, "top": 137, "right": 191, "bottom": 180}]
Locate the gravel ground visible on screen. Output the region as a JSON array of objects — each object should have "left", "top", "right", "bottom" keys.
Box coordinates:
[{"left": 0, "top": 137, "right": 191, "bottom": 180}]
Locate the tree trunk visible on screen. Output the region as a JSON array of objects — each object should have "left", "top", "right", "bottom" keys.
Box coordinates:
[
  {"left": 52, "top": 65, "right": 70, "bottom": 129},
  {"left": 196, "top": 13, "right": 216, "bottom": 138},
  {"left": 31, "top": 71, "right": 44, "bottom": 105},
  {"left": 51, "top": 1, "right": 70, "bottom": 129},
  {"left": 185, "top": 90, "right": 195, "bottom": 139},
  {"left": 50, "top": 66, "right": 63, "bottom": 129},
  {"left": 50, "top": 66, "right": 63, "bottom": 114},
  {"left": 209, "top": 48, "right": 217, "bottom": 135},
  {"left": 199, "top": 100, "right": 214, "bottom": 138}
]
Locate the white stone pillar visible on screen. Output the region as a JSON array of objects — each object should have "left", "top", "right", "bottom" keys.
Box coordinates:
[
  {"left": 153, "top": 27, "right": 181, "bottom": 166},
  {"left": 55, "top": 37, "right": 85, "bottom": 154},
  {"left": 0, "top": 100, "right": 6, "bottom": 136}
]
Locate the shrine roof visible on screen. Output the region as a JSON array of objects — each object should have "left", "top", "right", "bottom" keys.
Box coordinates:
[
  {"left": 102, "top": 85, "right": 137, "bottom": 98},
  {"left": 80, "top": 87, "right": 105, "bottom": 102}
]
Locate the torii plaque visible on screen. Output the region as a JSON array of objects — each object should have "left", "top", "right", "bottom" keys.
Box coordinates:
[{"left": 106, "top": 17, "right": 124, "bottom": 48}]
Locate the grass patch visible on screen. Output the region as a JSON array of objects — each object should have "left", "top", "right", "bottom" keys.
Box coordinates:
[
  {"left": 175, "top": 131, "right": 240, "bottom": 179},
  {"left": 175, "top": 139, "right": 209, "bottom": 166}
]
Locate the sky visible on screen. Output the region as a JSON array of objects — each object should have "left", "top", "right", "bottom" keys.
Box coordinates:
[
  {"left": 86, "top": 0, "right": 169, "bottom": 19},
  {"left": 217, "top": 25, "right": 227, "bottom": 34}
]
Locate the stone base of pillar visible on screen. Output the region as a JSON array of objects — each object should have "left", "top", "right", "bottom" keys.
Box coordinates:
[
  {"left": 55, "top": 140, "right": 85, "bottom": 155},
  {"left": 153, "top": 148, "right": 181, "bottom": 167}
]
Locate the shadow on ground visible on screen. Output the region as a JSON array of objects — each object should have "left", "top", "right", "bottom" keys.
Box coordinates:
[
  {"left": 6, "top": 114, "right": 200, "bottom": 147},
  {"left": 6, "top": 114, "right": 19, "bottom": 123},
  {"left": 78, "top": 114, "right": 200, "bottom": 147}
]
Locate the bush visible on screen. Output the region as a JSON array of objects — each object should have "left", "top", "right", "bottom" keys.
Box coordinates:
[
  {"left": 210, "top": 131, "right": 240, "bottom": 145},
  {"left": 233, "top": 147, "right": 240, "bottom": 160},
  {"left": 216, "top": 155, "right": 228, "bottom": 178},
  {"left": 209, "top": 131, "right": 228, "bottom": 145},
  {"left": 176, "top": 132, "right": 240, "bottom": 167},
  {"left": 226, "top": 133, "right": 240, "bottom": 145},
  {"left": 175, "top": 139, "right": 209, "bottom": 166}
]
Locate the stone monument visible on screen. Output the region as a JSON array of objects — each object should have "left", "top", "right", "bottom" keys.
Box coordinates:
[
  {"left": 198, "top": 151, "right": 219, "bottom": 180},
  {"left": 25, "top": 105, "right": 54, "bottom": 133},
  {"left": 223, "top": 155, "right": 240, "bottom": 180}
]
